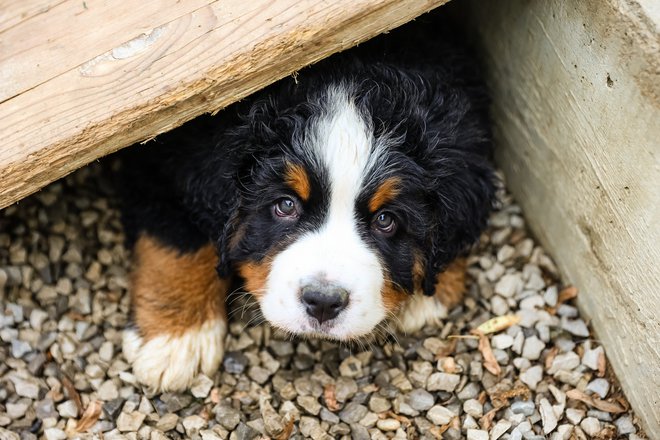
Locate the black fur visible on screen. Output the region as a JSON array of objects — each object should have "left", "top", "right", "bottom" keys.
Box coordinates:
[{"left": 119, "top": 16, "right": 496, "bottom": 298}]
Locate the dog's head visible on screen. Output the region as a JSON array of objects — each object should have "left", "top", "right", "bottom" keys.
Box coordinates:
[{"left": 189, "top": 63, "right": 495, "bottom": 340}]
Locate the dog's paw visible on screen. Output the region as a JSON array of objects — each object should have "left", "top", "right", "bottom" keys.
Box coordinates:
[{"left": 122, "top": 319, "right": 226, "bottom": 392}]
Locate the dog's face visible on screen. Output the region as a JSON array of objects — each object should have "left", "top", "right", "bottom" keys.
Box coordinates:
[{"left": 210, "top": 76, "right": 494, "bottom": 340}]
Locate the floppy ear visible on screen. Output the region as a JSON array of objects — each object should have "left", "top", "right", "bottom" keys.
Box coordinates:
[{"left": 421, "top": 148, "right": 496, "bottom": 296}]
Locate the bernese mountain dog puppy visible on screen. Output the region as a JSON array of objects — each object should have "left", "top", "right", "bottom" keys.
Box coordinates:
[{"left": 118, "top": 19, "right": 496, "bottom": 392}]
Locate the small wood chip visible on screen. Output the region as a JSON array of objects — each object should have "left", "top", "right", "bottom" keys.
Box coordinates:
[
  {"left": 435, "top": 339, "right": 458, "bottom": 358},
  {"left": 323, "top": 384, "right": 340, "bottom": 412},
  {"left": 73, "top": 400, "right": 102, "bottom": 433},
  {"left": 489, "top": 386, "right": 531, "bottom": 409},
  {"left": 275, "top": 416, "right": 295, "bottom": 440},
  {"left": 544, "top": 347, "right": 559, "bottom": 371},
  {"left": 476, "top": 314, "right": 521, "bottom": 334},
  {"left": 566, "top": 389, "right": 626, "bottom": 413},
  {"left": 60, "top": 374, "right": 82, "bottom": 417},
  {"left": 557, "top": 286, "right": 578, "bottom": 304},
  {"left": 597, "top": 350, "right": 607, "bottom": 377},
  {"left": 472, "top": 330, "right": 501, "bottom": 375},
  {"left": 479, "top": 408, "right": 498, "bottom": 431}
]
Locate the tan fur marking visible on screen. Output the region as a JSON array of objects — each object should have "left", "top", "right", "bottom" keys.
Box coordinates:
[
  {"left": 381, "top": 279, "right": 409, "bottom": 313},
  {"left": 131, "top": 235, "right": 228, "bottom": 340},
  {"left": 237, "top": 260, "right": 271, "bottom": 297},
  {"left": 434, "top": 258, "right": 467, "bottom": 309},
  {"left": 284, "top": 163, "right": 311, "bottom": 201},
  {"left": 411, "top": 254, "right": 466, "bottom": 308},
  {"left": 368, "top": 177, "right": 401, "bottom": 212}
]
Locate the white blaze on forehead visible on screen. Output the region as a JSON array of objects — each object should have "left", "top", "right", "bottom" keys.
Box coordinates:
[
  {"left": 260, "top": 88, "right": 387, "bottom": 339},
  {"left": 313, "top": 89, "right": 377, "bottom": 205}
]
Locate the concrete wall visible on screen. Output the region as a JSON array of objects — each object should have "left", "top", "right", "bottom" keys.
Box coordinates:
[{"left": 463, "top": 0, "right": 659, "bottom": 433}]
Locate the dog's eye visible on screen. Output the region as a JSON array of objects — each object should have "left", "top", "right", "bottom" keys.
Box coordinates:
[
  {"left": 372, "top": 211, "right": 397, "bottom": 236},
  {"left": 273, "top": 197, "right": 299, "bottom": 219}
]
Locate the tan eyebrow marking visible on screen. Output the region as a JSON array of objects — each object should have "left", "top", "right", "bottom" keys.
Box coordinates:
[
  {"left": 368, "top": 177, "right": 402, "bottom": 212},
  {"left": 284, "top": 163, "right": 311, "bottom": 201}
]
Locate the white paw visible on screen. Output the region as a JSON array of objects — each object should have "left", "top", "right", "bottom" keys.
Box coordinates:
[
  {"left": 122, "top": 319, "right": 226, "bottom": 392},
  {"left": 396, "top": 294, "right": 448, "bottom": 334}
]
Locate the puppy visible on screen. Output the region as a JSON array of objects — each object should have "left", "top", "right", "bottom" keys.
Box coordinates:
[{"left": 118, "top": 21, "right": 496, "bottom": 392}]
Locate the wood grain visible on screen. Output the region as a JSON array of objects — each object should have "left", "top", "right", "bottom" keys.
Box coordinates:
[
  {"left": 0, "top": 0, "right": 448, "bottom": 209},
  {"left": 464, "top": 0, "right": 660, "bottom": 433}
]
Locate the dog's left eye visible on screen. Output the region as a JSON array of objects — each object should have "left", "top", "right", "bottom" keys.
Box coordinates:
[
  {"left": 372, "top": 211, "right": 397, "bottom": 236},
  {"left": 273, "top": 197, "right": 299, "bottom": 220}
]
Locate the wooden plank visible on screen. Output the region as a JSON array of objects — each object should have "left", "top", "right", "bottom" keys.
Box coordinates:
[
  {"left": 463, "top": 0, "right": 660, "bottom": 433},
  {"left": 0, "top": 0, "right": 448, "bottom": 209}
]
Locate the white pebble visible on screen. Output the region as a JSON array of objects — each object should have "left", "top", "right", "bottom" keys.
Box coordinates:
[
  {"left": 467, "top": 429, "right": 488, "bottom": 440},
  {"left": 586, "top": 378, "right": 610, "bottom": 398},
  {"left": 494, "top": 274, "right": 522, "bottom": 297},
  {"left": 582, "top": 345, "right": 604, "bottom": 370},
  {"left": 426, "top": 405, "right": 454, "bottom": 425},
  {"left": 522, "top": 336, "right": 545, "bottom": 360},
  {"left": 491, "top": 295, "right": 510, "bottom": 316},
  {"left": 580, "top": 417, "right": 601, "bottom": 436},
  {"left": 520, "top": 365, "right": 543, "bottom": 390},
  {"left": 544, "top": 286, "right": 558, "bottom": 306},
  {"left": 44, "top": 428, "right": 67, "bottom": 440},
  {"left": 614, "top": 415, "right": 636, "bottom": 435},
  {"left": 561, "top": 318, "right": 590, "bottom": 337},
  {"left": 376, "top": 418, "right": 400, "bottom": 431},
  {"left": 190, "top": 374, "right": 214, "bottom": 398},
  {"left": 490, "top": 420, "right": 511, "bottom": 439},
  {"left": 492, "top": 334, "right": 514, "bottom": 350},
  {"left": 539, "top": 398, "right": 558, "bottom": 434},
  {"left": 463, "top": 399, "right": 483, "bottom": 418},
  {"left": 29, "top": 309, "right": 49, "bottom": 330},
  {"left": 565, "top": 408, "right": 585, "bottom": 425},
  {"left": 548, "top": 352, "right": 580, "bottom": 374}
]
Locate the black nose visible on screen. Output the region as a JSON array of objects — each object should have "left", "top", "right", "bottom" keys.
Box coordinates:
[{"left": 301, "top": 284, "right": 349, "bottom": 324}]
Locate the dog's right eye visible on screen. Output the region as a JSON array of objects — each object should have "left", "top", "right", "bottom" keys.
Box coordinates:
[{"left": 273, "top": 197, "right": 300, "bottom": 220}]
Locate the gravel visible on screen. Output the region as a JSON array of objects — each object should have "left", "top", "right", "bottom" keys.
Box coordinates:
[{"left": 0, "top": 164, "right": 647, "bottom": 439}]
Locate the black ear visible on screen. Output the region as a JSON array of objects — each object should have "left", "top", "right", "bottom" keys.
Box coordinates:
[{"left": 421, "top": 147, "right": 496, "bottom": 296}]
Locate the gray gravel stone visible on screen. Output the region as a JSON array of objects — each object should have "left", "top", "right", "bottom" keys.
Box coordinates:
[
  {"left": 6, "top": 401, "right": 29, "bottom": 419},
  {"left": 10, "top": 374, "right": 41, "bottom": 399},
  {"left": 494, "top": 274, "right": 522, "bottom": 297},
  {"left": 369, "top": 395, "right": 392, "bottom": 413},
  {"left": 156, "top": 413, "right": 179, "bottom": 431},
  {"left": 183, "top": 415, "right": 206, "bottom": 436},
  {"left": 491, "top": 420, "right": 512, "bottom": 439},
  {"left": 339, "top": 356, "right": 362, "bottom": 378},
  {"left": 116, "top": 411, "right": 146, "bottom": 432},
  {"left": 43, "top": 428, "right": 67, "bottom": 440},
  {"left": 522, "top": 336, "right": 545, "bottom": 360},
  {"left": 467, "top": 428, "right": 488, "bottom": 440},
  {"left": 223, "top": 351, "right": 249, "bottom": 374},
  {"left": 190, "top": 374, "right": 214, "bottom": 398},
  {"left": 350, "top": 423, "right": 370, "bottom": 440},
  {"left": 56, "top": 400, "right": 79, "bottom": 418},
  {"left": 520, "top": 365, "right": 543, "bottom": 390},
  {"left": 586, "top": 378, "right": 610, "bottom": 398},
  {"left": 339, "top": 402, "right": 368, "bottom": 424},
  {"left": 426, "top": 405, "right": 455, "bottom": 425},
  {"left": 548, "top": 351, "right": 580, "bottom": 374},
  {"left": 215, "top": 405, "right": 241, "bottom": 430},
  {"left": 539, "top": 398, "right": 558, "bottom": 434},
  {"left": 463, "top": 399, "right": 483, "bottom": 418},
  {"left": 561, "top": 318, "right": 590, "bottom": 337},
  {"left": 492, "top": 334, "right": 514, "bottom": 350},
  {"left": 510, "top": 400, "right": 535, "bottom": 416},
  {"left": 427, "top": 372, "right": 460, "bottom": 392},
  {"left": 565, "top": 408, "right": 585, "bottom": 425},
  {"left": 579, "top": 417, "right": 601, "bottom": 436},
  {"left": 614, "top": 415, "right": 636, "bottom": 435},
  {"left": 408, "top": 389, "right": 434, "bottom": 411}
]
